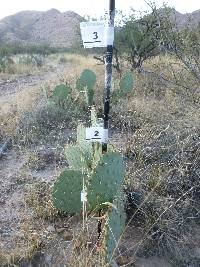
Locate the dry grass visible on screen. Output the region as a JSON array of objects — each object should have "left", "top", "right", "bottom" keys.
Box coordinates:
[
  {"left": 0, "top": 215, "right": 43, "bottom": 266},
  {"left": 0, "top": 53, "right": 103, "bottom": 140},
  {"left": 0, "top": 84, "right": 42, "bottom": 138},
  {"left": 0, "top": 52, "right": 200, "bottom": 266}
]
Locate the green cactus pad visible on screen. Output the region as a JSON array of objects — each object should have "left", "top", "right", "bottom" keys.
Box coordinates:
[
  {"left": 52, "top": 170, "right": 85, "bottom": 213},
  {"left": 107, "top": 143, "right": 115, "bottom": 152},
  {"left": 88, "top": 152, "right": 125, "bottom": 210},
  {"left": 119, "top": 73, "right": 134, "bottom": 94},
  {"left": 91, "top": 106, "right": 97, "bottom": 126},
  {"left": 104, "top": 191, "right": 126, "bottom": 263},
  {"left": 76, "top": 69, "right": 96, "bottom": 92},
  {"left": 86, "top": 88, "right": 94, "bottom": 106},
  {"left": 52, "top": 84, "right": 70, "bottom": 105},
  {"left": 77, "top": 124, "right": 93, "bottom": 164},
  {"left": 92, "top": 143, "right": 103, "bottom": 168},
  {"left": 65, "top": 145, "right": 89, "bottom": 171}
]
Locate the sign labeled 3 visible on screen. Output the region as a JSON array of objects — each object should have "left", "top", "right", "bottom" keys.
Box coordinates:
[{"left": 80, "top": 21, "right": 114, "bottom": 48}]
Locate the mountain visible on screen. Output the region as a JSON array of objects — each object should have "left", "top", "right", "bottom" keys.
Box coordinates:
[
  {"left": 0, "top": 8, "right": 199, "bottom": 48},
  {"left": 0, "top": 9, "right": 84, "bottom": 48},
  {"left": 163, "top": 8, "right": 200, "bottom": 29}
]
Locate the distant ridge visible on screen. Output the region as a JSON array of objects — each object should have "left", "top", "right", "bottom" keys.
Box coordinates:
[
  {"left": 0, "top": 8, "right": 199, "bottom": 48},
  {"left": 164, "top": 8, "right": 200, "bottom": 29},
  {"left": 0, "top": 9, "right": 84, "bottom": 48}
]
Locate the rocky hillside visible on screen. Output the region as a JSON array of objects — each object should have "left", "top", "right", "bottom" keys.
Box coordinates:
[
  {"left": 165, "top": 8, "right": 200, "bottom": 29},
  {"left": 0, "top": 8, "right": 199, "bottom": 48},
  {"left": 0, "top": 9, "right": 84, "bottom": 48}
]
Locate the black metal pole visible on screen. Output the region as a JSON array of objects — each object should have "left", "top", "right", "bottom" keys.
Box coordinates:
[
  {"left": 102, "top": 0, "right": 115, "bottom": 153},
  {"left": 97, "top": 0, "right": 115, "bottom": 245}
]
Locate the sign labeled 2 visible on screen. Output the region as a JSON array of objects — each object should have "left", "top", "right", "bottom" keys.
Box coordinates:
[{"left": 86, "top": 127, "right": 108, "bottom": 143}]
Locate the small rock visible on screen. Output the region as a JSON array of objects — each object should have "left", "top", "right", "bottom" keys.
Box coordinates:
[
  {"left": 193, "top": 247, "right": 200, "bottom": 258},
  {"left": 0, "top": 226, "right": 11, "bottom": 236},
  {"left": 47, "top": 225, "right": 55, "bottom": 233},
  {"left": 0, "top": 198, "right": 6, "bottom": 205},
  {"left": 110, "top": 260, "right": 119, "bottom": 267},
  {"left": 73, "top": 238, "right": 83, "bottom": 249},
  {"left": 117, "top": 256, "right": 131, "bottom": 266},
  {"left": 63, "top": 230, "right": 73, "bottom": 241},
  {"left": 56, "top": 227, "right": 65, "bottom": 233},
  {"left": 2, "top": 232, "right": 10, "bottom": 238},
  {"left": 45, "top": 254, "right": 53, "bottom": 265}
]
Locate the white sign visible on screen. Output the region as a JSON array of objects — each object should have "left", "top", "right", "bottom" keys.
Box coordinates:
[
  {"left": 86, "top": 127, "right": 108, "bottom": 143},
  {"left": 81, "top": 190, "right": 87, "bottom": 202},
  {"left": 80, "top": 21, "right": 114, "bottom": 48}
]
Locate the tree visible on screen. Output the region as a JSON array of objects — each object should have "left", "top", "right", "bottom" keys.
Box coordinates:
[
  {"left": 114, "top": 7, "right": 171, "bottom": 71},
  {"left": 165, "top": 26, "right": 200, "bottom": 83}
]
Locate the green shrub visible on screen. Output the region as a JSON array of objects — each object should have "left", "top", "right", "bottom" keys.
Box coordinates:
[
  {"left": 0, "top": 55, "right": 14, "bottom": 73},
  {"left": 50, "top": 84, "right": 71, "bottom": 107},
  {"left": 18, "top": 54, "right": 44, "bottom": 67}
]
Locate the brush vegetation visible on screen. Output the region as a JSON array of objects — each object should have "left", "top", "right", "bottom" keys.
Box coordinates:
[{"left": 0, "top": 4, "right": 199, "bottom": 267}]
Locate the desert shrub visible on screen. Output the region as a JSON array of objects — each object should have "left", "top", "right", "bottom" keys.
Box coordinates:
[
  {"left": 18, "top": 54, "right": 44, "bottom": 67},
  {"left": 59, "top": 56, "right": 68, "bottom": 63},
  {"left": 164, "top": 25, "right": 200, "bottom": 83},
  {"left": 17, "top": 100, "right": 88, "bottom": 146},
  {"left": 25, "top": 181, "right": 58, "bottom": 219},
  {"left": 0, "top": 44, "right": 57, "bottom": 56},
  {"left": 110, "top": 103, "right": 142, "bottom": 132},
  {"left": 27, "top": 146, "right": 67, "bottom": 171},
  {"left": 0, "top": 55, "right": 14, "bottom": 73},
  {"left": 125, "top": 126, "right": 200, "bottom": 264},
  {"left": 50, "top": 84, "right": 71, "bottom": 107}
]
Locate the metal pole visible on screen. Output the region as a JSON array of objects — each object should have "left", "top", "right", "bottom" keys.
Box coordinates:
[
  {"left": 102, "top": 0, "right": 115, "bottom": 153},
  {"left": 97, "top": 0, "right": 115, "bottom": 244}
]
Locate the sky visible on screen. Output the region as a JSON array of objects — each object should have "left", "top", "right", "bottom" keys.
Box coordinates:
[{"left": 0, "top": 0, "right": 199, "bottom": 20}]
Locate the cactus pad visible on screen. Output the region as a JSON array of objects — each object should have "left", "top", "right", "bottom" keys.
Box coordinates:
[
  {"left": 92, "top": 142, "right": 103, "bottom": 168},
  {"left": 103, "top": 191, "right": 126, "bottom": 263},
  {"left": 88, "top": 152, "right": 125, "bottom": 210},
  {"left": 77, "top": 124, "right": 93, "bottom": 164},
  {"left": 52, "top": 84, "right": 70, "bottom": 106},
  {"left": 86, "top": 88, "right": 94, "bottom": 106},
  {"left": 76, "top": 69, "right": 96, "bottom": 92},
  {"left": 119, "top": 73, "right": 134, "bottom": 94},
  {"left": 65, "top": 145, "right": 89, "bottom": 171},
  {"left": 91, "top": 106, "right": 97, "bottom": 127},
  {"left": 52, "top": 170, "right": 85, "bottom": 213}
]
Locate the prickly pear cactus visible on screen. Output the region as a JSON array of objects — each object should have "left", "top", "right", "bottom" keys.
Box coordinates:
[
  {"left": 77, "top": 124, "right": 93, "bottom": 164},
  {"left": 92, "top": 142, "right": 102, "bottom": 168},
  {"left": 86, "top": 88, "right": 94, "bottom": 106},
  {"left": 52, "top": 84, "right": 71, "bottom": 106},
  {"left": 52, "top": 170, "right": 85, "bottom": 213},
  {"left": 87, "top": 152, "right": 125, "bottom": 210},
  {"left": 103, "top": 191, "right": 126, "bottom": 263},
  {"left": 52, "top": 104, "right": 126, "bottom": 264},
  {"left": 76, "top": 69, "right": 96, "bottom": 106},
  {"left": 91, "top": 106, "right": 98, "bottom": 126},
  {"left": 119, "top": 72, "right": 134, "bottom": 94},
  {"left": 52, "top": 107, "right": 125, "bottom": 211},
  {"left": 65, "top": 145, "right": 89, "bottom": 171},
  {"left": 76, "top": 69, "right": 96, "bottom": 92}
]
